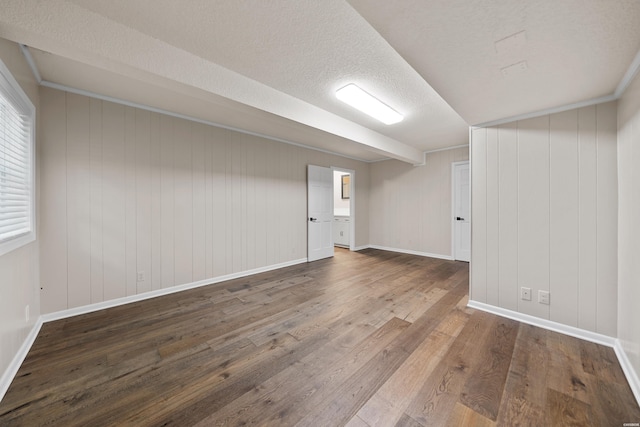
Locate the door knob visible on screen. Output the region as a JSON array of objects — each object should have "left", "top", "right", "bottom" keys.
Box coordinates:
[
  {"left": 309, "top": 217, "right": 318, "bottom": 222},
  {"left": 456, "top": 217, "right": 465, "bottom": 221}
]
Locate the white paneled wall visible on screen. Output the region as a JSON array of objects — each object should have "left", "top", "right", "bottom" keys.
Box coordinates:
[
  {"left": 471, "top": 102, "right": 618, "bottom": 336},
  {"left": 618, "top": 71, "right": 640, "bottom": 390},
  {"left": 0, "top": 39, "right": 40, "bottom": 387},
  {"left": 39, "top": 87, "right": 369, "bottom": 313},
  {"left": 369, "top": 147, "right": 469, "bottom": 258}
]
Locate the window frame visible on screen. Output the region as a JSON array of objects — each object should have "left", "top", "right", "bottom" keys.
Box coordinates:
[{"left": 0, "top": 58, "right": 36, "bottom": 257}]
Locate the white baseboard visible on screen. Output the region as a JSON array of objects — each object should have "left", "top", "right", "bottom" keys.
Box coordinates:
[
  {"left": 42, "top": 258, "right": 308, "bottom": 323},
  {"left": 0, "top": 318, "right": 43, "bottom": 402},
  {"left": 467, "top": 300, "right": 640, "bottom": 407},
  {"left": 1, "top": 257, "right": 308, "bottom": 403},
  {"left": 613, "top": 339, "right": 640, "bottom": 406},
  {"left": 367, "top": 244, "right": 454, "bottom": 261},
  {"left": 352, "top": 245, "right": 370, "bottom": 252},
  {"left": 467, "top": 300, "right": 616, "bottom": 347}
]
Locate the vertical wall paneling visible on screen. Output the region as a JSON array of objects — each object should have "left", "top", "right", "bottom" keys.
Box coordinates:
[
  {"left": 577, "top": 105, "right": 598, "bottom": 331},
  {"left": 595, "top": 102, "right": 618, "bottom": 336},
  {"left": 549, "top": 109, "right": 579, "bottom": 327},
  {"left": 369, "top": 146, "right": 469, "bottom": 258},
  {"left": 204, "top": 125, "right": 214, "bottom": 278},
  {"left": 149, "top": 112, "right": 162, "bottom": 291},
  {"left": 485, "top": 128, "right": 500, "bottom": 306},
  {"left": 160, "top": 116, "right": 174, "bottom": 288},
  {"left": 135, "top": 109, "right": 152, "bottom": 294},
  {"left": 240, "top": 134, "right": 248, "bottom": 271},
  {"left": 38, "top": 87, "right": 372, "bottom": 313},
  {"left": 517, "top": 116, "right": 550, "bottom": 319},
  {"left": 191, "top": 122, "right": 207, "bottom": 282},
  {"left": 471, "top": 103, "right": 618, "bottom": 334},
  {"left": 173, "top": 118, "right": 193, "bottom": 285},
  {"left": 101, "top": 102, "right": 127, "bottom": 300},
  {"left": 617, "top": 70, "right": 640, "bottom": 387},
  {"left": 497, "top": 123, "right": 518, "bottom": 311},
  {"left": 89, "top": 98, "right": 104, "bottom": 303},
  {"left": 229, "top": 132, "right": 241, "bottom": 272},
  {"left": 275, "top": 143, "right": 285, "bottom": 263},
  {"left": 439, "top": 150, "right": 453, "bottom": 252},
  {"left": 471, "top": 128, "right": 487, "bottom": 302},
  {"left": 224, "top": 132, "right": 234, "bottom": 273},
  {"left": 125, "top": 107, "right": 137, "bottom": 296},
  {"left": 265, "top": 140, "right": 276, "bottom": 267},
  {"left": 245, "top": 135, "right": 256, "bottom": 269},
  {"left": 211, "top": 127, "right": 227, "bottom": 278},
  {"left": 40, "top": 88, "right": 68, "bottom": 313},
  {"left": 66, "top": 93, "right": 92, "bottom": 308},
  {"left": 254, "top": 140, "right": 267, "bottom": 268}
]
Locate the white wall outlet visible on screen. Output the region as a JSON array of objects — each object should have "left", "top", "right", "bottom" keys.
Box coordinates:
[
  {"left": 25, "top": 305, "right": 29, "bottom": 323},
  {"left": 137, "top": 271, "right": 145, "bottom": 282},
  {"left": 539, "top": 290, "right": 550, "bottom": 305},
  {"left": 521, "top": 287, "right": 532, "bottom": 301}
]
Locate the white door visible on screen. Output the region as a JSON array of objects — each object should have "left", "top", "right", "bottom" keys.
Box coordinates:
[
  {"left": 453, "top": 162, "right": 471, "bottom": 262},
  {"left": 308, "top": 165, "right": 334, "bottom": 262}
]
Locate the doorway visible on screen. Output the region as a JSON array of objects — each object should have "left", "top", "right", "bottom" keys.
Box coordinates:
[
  {"left": 452, "top": 161, "right": 470, "bottom": 262},
  {"left": 307, "top": 165, "right": 356, "bottom": 262},
  {"left": 333, "top": 170, "right": 352, "bottom": 249}
]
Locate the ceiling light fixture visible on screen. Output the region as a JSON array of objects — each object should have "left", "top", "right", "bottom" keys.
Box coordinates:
[{"left": 336, "top": 84, "right": 403, "bottom": 125}]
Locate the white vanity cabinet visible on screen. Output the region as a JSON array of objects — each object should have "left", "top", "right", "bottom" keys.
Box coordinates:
[{"left": 333, "top": 216, "right": 350, "bottom": 247}]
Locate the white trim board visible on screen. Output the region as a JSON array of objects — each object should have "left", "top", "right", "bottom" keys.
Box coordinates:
[
  {"left": 467, "top": 300, "right": 616, "bottom": 346},
  {"left": 0, "top": 257, "right": 307, "bottom": 403},
  {"left": 0, "top": 318, "right": 43, "bottom": 403},
  {"left": 468, "top": 300, "right": 640, "bottom": 406},
  {"left": 614, "top": 340, "right": 640, "bottom": 405},
  {"left": 367, "top": 245, "right": 454, "bottom": 261},
  {"left": 42, "top": 257, "right": 308, "bottom": 323}
]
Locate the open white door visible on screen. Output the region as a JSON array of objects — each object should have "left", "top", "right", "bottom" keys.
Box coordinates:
[
  {"left": 308, "top": 165, "right": 334, "bottom": 262},
  {"left": 453, "top": 162, "right": 471, "bottom": 262}
]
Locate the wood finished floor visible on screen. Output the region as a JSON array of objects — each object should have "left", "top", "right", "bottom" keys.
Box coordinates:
[{"left": 1, "top": 248, "right": 639, "bottom": 426}]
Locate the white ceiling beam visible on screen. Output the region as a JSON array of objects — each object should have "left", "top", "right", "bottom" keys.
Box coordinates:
[{"left": 0, "top": 0, "right": 424, "bottom": 165}]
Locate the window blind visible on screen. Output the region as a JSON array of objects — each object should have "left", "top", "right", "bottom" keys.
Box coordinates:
[{"left": 0, "top": 60, "right": 34, "bottom": 250}]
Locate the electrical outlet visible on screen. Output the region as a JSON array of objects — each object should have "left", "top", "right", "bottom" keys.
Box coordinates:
[
  {"left": 137, "top": 271, "right": 145, "bottom": 282},
  {"left": 539, "top": 290, "right": 550, "bottom": 305},
  {"left": 521, "top": 287, "right": 531, "bottom": 301}
]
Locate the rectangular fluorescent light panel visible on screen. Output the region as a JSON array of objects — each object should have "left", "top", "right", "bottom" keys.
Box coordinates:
[{"left": 336, "top": 84, "right": 403, "bottom": 125}]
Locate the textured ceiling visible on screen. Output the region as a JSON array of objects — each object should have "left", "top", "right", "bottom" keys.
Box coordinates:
[
  {"left": 348, "top": 0, "right": 640, "bottom": 125},
  {"left": 0, "top": 0, "right": 639, "bottom": 163}
]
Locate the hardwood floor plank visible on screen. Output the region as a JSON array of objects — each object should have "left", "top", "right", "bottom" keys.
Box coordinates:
[
  {"left": 446, "top": 402, "right": 495, "bottom": 427},
  {"left": 345, "top": 414, "right": 371, "bottom": 427},
  {"left": 579, "top": 340, "right": 628, "bottom": 385},
  {"left": 395, "top": 413, "right": 424, "bottom": 427},
  {"left": 194, "top": 317, "right": 408, "bottom": 426},
  {"left": 458, "top": 316, "right": 519, "bottom": 420},
  {"left": 495, "top": 324, "right": 549, "bottom": 426},
  {"left": 355, "top": 307, "right": 468, "bottom": 426},
  {"left": 402, "top": 311, "right": 498, "bottom": 426},
  {"left": 588, "top": 376, "right": 640, "bottom": 427},
  {"left": 546, "top": 388, "right": 596, "bottom": 427},
  {"left": 1, "top": 249, "right": 638, "bottom": 426}
]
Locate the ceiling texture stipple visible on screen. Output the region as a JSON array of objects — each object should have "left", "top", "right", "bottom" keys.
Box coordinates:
[{"left": 0, "top": 0, "right": 639, "bottom": 163}]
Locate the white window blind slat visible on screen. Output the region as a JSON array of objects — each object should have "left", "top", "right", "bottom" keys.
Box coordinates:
[
  {"left": 0, "top": 59, "right": 34, "bottom": 254},
  {"left": 0, "top": 156, "right": 28, "bottom": 172},
  {"left": 0, "top": 141, "right": 29, "bottom": 158}
]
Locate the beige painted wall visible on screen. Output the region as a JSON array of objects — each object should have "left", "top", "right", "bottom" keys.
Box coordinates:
[
  {"left": 471, "top": 102, "right": 618, "bottom": 336},
  {"left": 39, "top": 87, "right": 370, "bottom": 313},
  {"left": 617, "top": 71, "right": 640, "bottom": 386},
  {"left": 0, "top": 39, "right": 40, "bottom": 382},
  {"left": 369, "top": 147, "right": 469, "bottom": 258}
]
